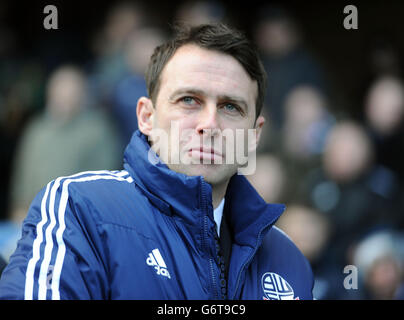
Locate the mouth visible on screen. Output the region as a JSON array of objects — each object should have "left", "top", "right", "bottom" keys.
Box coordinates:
[{"left": 188, "top": 147, "right": 223, "bottom": 162}]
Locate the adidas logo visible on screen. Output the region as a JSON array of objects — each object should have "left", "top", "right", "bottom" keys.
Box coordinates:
[{"left": 146, "top": 248, "right": 171, "bottom": 279}]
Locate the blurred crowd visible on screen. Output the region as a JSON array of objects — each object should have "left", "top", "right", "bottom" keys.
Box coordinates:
[{"left": 1, "top": 1, "right": 404, "bottom": 300}]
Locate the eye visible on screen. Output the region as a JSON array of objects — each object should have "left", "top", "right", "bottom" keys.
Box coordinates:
[
  {"left": 222, "top": 102, "right": 244, "bottom": 116},
  {"left": 180, "top": 96, "right": 198, "bottom": 105},
  {"left": 224, "top": 103, "right": 237, "bottom": 112}
]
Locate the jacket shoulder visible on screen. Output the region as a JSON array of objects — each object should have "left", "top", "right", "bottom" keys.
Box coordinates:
[
  {"left": 264, "top": 225, "right": 313, "bottom": 275},
  {"left": 25, "top": 170, "right": 139, "bottom": 229},
  {"left": 62, "top": 170, "right": 161, "bottom": 237},
  {"left": 259, "top": 225, "right": 314, "bottom": 299},
  {"left": 64, "top": 170, "right": 134, "bottom": 192},
  {"left": 64, "top": 170, "right": 133, "bottom": 197},
  {"left": 265, "top": 226, "right": 308, "bottom": 259}
]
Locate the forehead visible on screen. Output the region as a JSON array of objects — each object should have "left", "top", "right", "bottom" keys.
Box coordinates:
[{"left": 158, "top": 44, "right": 257, "bottom": 105}]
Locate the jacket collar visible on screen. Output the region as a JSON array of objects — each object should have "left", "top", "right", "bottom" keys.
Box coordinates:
[
  {"left": 123, "top": 130, "right": 285, "bottom": 247},
  {"left": 123, "top": 130, "right": 207, "bottom": 222}
]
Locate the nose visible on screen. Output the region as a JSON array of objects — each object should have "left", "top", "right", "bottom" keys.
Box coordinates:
[{"left": 195, "top": 103, "right": 220, "bottom": 136}]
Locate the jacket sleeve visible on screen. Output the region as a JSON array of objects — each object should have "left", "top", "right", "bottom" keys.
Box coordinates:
[{"left": 0, "top": 178, "right": 109, "bottom": 300}]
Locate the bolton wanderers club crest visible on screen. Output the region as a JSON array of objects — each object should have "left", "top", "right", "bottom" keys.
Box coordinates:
[{"left": 261, "top": 272, "right": 299, "bottom": 300}]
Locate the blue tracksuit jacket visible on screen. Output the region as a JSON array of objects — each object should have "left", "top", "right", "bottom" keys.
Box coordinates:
[{"left": 0, "top": 130, "right": 313, "bottom": 300}]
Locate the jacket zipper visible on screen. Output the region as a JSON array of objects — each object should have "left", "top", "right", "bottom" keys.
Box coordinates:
[
  {"left": 201, "top": 180, "right": 219, "bottom": 299},
  {"left": 231, "top": 223, "right": 272, "bottom": 300},
  {"left": 208, "top": 225, "right": 218, "bottom": 298}
]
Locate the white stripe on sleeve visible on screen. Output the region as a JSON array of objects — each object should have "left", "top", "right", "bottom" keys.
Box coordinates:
[
  {"left": 24, "top": 170, "right": 132, "bottom": 300},
  {"left": 24, "top": 181, "right": 52, "bottom": 300}
]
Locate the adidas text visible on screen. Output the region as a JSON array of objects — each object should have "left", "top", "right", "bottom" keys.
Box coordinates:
[{"left": 146, "top": 248, "right": 171, "bottom": 279}]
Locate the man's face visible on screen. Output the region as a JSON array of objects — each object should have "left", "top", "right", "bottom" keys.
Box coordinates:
[{"left": 138, "top": 44, "right": 264, "bottom": 186}]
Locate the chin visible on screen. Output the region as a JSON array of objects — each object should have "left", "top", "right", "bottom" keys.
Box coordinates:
[{"left": 171, "top": 163, "right": 237, "bottom": 185}]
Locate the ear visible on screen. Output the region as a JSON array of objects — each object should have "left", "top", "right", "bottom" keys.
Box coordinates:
[
  {"left": 137, "top": 97, "right": 155, "bottom": 136},
  {"left": 254, "top": 115, "right": 265, "bottom": 145},
  {"left": 248, "top": 116, "right": 265, "bottom": 153}
]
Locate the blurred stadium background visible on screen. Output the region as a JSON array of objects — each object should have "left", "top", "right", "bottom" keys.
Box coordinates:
[{"left": 1, "top": 0, "right": 404, "bottom": 299}]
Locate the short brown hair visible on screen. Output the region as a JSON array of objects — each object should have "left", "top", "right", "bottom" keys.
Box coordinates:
[{"left": 145, "top": 23, "right": 267, "bottom": 119}]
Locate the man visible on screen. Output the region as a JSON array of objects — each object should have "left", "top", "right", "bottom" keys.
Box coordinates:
[{"left": 0, "top": 23, "right": 313, "bottom": 300}]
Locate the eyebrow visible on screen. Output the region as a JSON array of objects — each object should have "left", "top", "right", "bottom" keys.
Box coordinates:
[{"left": 169, "top": 87, "right": 249, "bottom": 110}]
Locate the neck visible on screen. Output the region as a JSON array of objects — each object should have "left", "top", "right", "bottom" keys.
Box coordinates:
[{"left": 211, "top": 180, "right": 229, "bottom": 209}]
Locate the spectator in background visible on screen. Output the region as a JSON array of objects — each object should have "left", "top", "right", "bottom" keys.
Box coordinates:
[
  {"left": 355, "top": 36, "right": 403, "bottom": 116},
  {"left": 246, "top": 153, "right": 286, "bottom": 204},
  {"left": 353, "top": 229, "right": 404, "bottom": 299},
  {"left": 301, "top": 121, "right": 402, "bottom": 270},
  {"left": 277, "top": 204, "right": 330, "bottom": 268},
  {"left": 275, "top": 204, "right": 349, "bottom": 299},
  {"left": 8, "top": 65, "right": 122, "bottom": 224},
  {"left": 367, "top": 38, "right": 402, "bottom": 79},
  {"left": 175, "top": 0, "right": 226, "bottom": 26},
  {"left": 281, "top": 85, "right": 335, "bottom": 160},
  {"left": 89, "top": 1, "right": 146, "bottom": 108},
  {"left": 276, "top": 85, "right": 335, "bottom": 203},
  {"left": 0, "top": 62, "right": 45, "bottom": 221},
  {"left": 322, "top": 121, "right": 373, "bottom": 185},
  {"left": 253, "top": 5, "right": 327, "bottom": 134},
  {"left": 363, "top": 75, "right": 404, "bottom": 186},
  {"left": 0, "top": 2, "right": 47, "bottom": 257},
  {"left": 112, "top": 27, "right": 167, "bottom": 146}
]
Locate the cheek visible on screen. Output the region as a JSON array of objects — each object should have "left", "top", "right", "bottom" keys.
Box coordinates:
[{"left": 159, "top": 116, "right": 199, "bottom": 148}]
